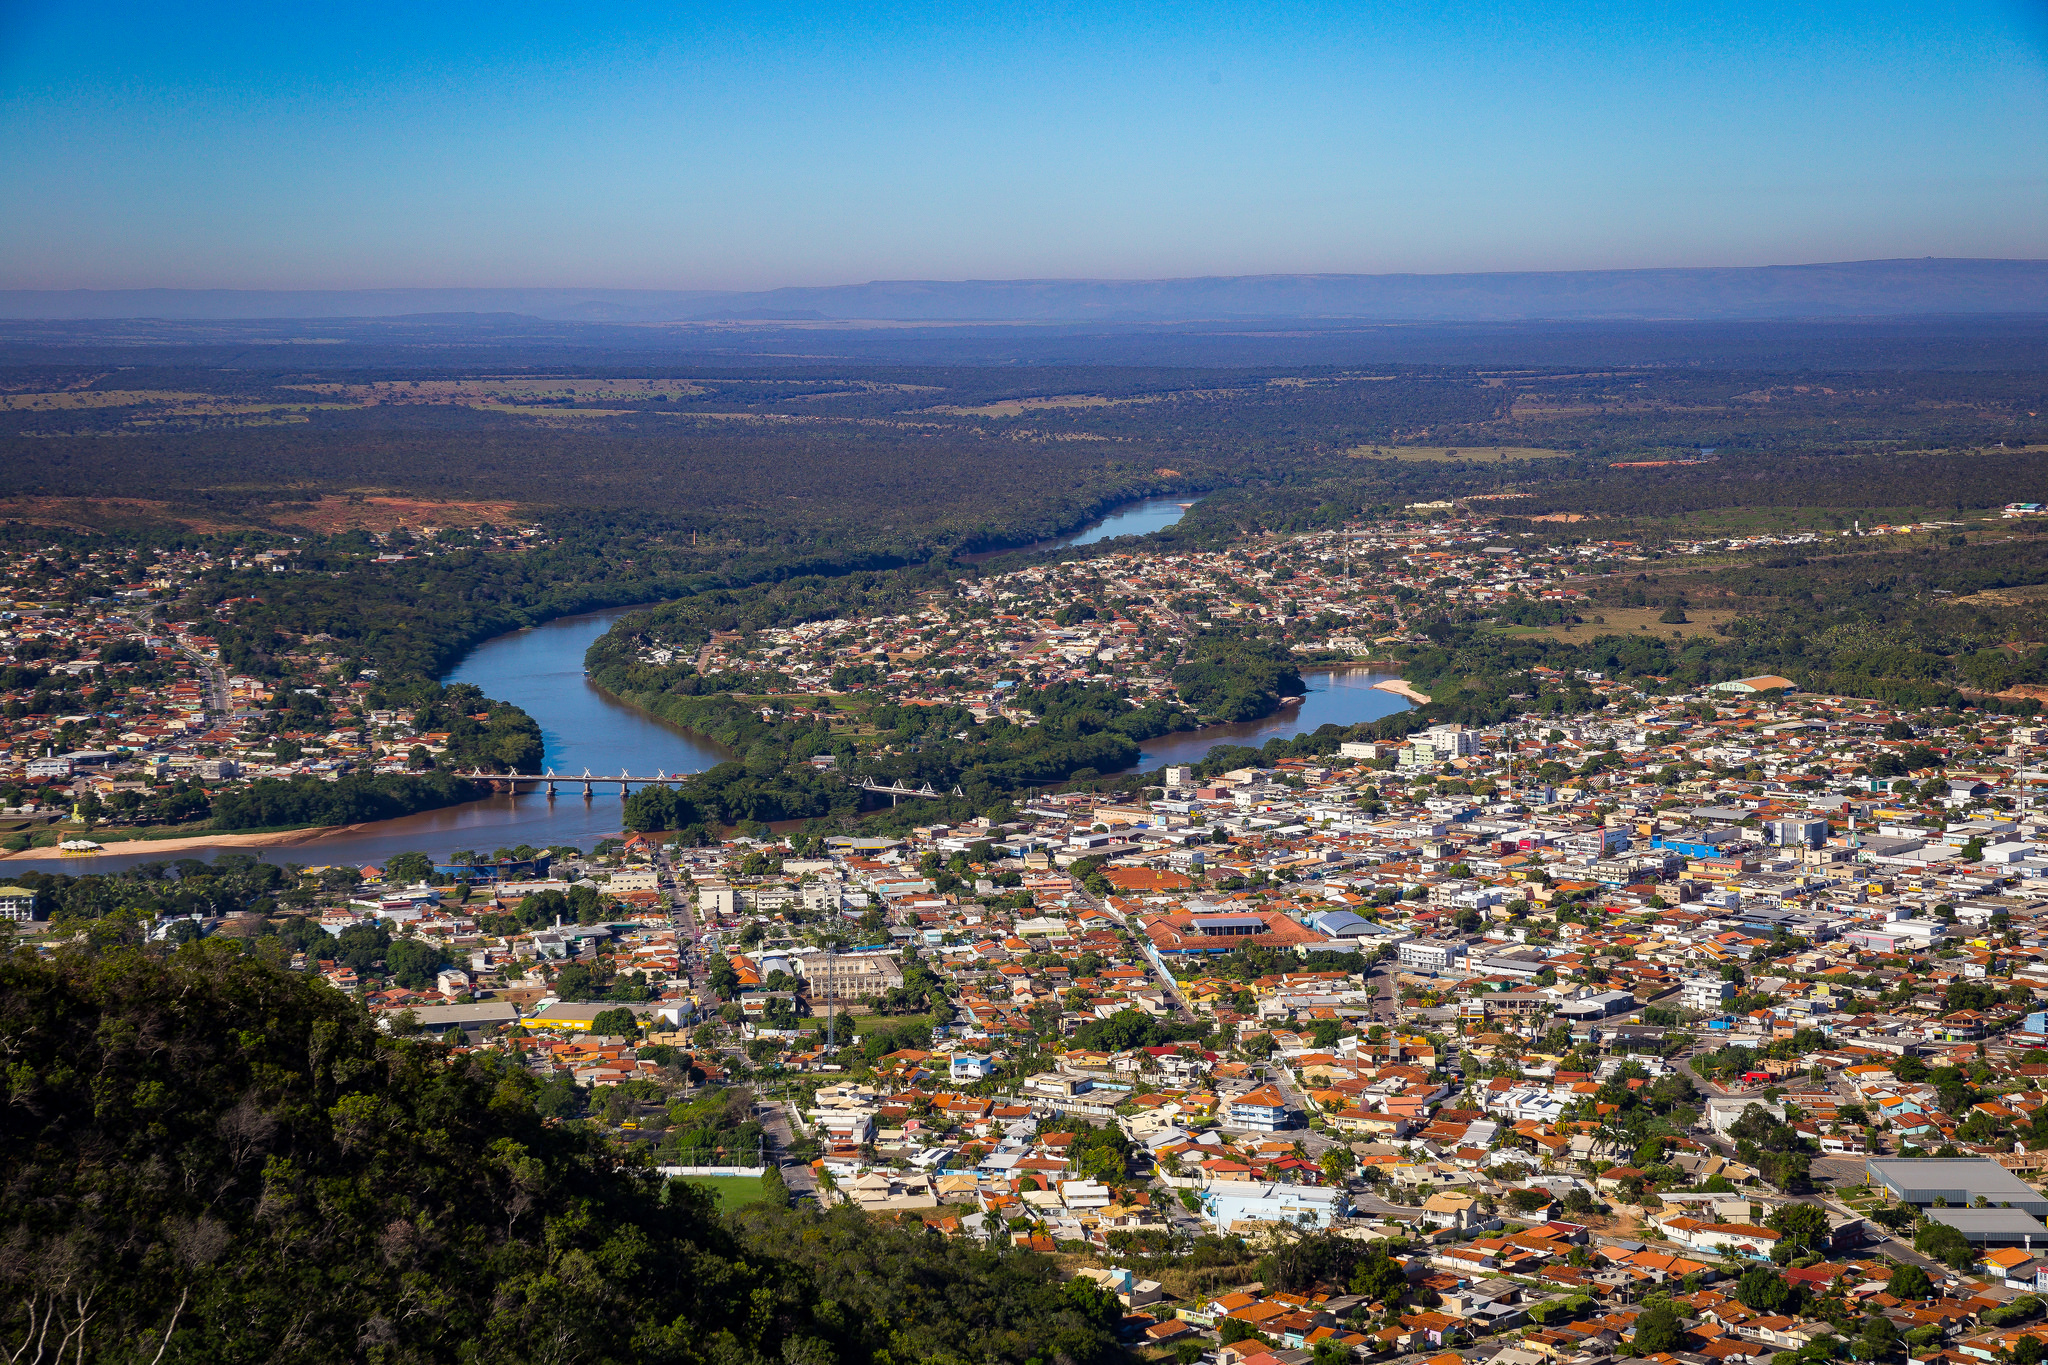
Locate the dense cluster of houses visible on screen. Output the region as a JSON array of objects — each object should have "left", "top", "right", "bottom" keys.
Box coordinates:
[
  {"left": 0, "top": 533, "right": 550, "bottom": 843},
  {"left": 637, "top": 516, "right": 1620, "bottom": 709}
]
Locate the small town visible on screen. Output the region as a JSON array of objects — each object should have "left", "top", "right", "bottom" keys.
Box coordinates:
[
  {"left": 0, "top": 531, "right": 547, "bottom": 850},
  {"left": 1, "top": 510, "right": 2008, "bottom": 853},
  {"left": 639, "top": 510, "right": 1979, "bottom": 723},
  {"left": 6, "top": 9, "right": 2042, "bottom": 1358},
  {"left": 17, "top": 646, "right": 2048, "bottom": 1365}
]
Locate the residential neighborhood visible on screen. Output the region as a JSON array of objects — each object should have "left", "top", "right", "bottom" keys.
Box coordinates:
[{"left": 18, "top": 512, "right": 2048, "bottom": 1363}]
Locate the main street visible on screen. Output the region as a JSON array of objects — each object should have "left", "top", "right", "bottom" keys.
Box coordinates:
[
  {"left": 657, "top": 844, "right": 709, "bottom": 999},
  {"left": 162, "top": 610, "right": 230, "bottom": 720},
  {"left": 756, "top": 1094, "right": 819, "bottom": 1201}
]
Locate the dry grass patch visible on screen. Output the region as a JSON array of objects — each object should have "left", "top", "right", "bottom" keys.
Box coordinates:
[
  {"left": 1, "top": 390, "right": 215, "bottom": 410},
  {"left": 1956, "top": 582, "right": 2048, "bottom": 608},
  {"left": 928, "top": 394, "right": 1129, "bottom": 417},
  {"left": 1500, "top": 604, "right": 1738, "bottom": 641},
  {"left": 925, "top": 388, "right": 1242, "bottom": 418},
  {"left": 1348, "top": 445, "right": 1570, "bottom": 462},
  {"left": 0, "top": 497, "right": 253, "bottom": 534},
  {"left": 286, "top": 378, "right": 710, "bottom": 404}
]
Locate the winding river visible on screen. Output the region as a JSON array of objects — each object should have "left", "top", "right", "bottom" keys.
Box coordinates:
[
  {"left": 956, "top": 496, "right": 1195, "bottom": 561},
  {"left": 16, "top": 497, "right": 1411, "bottom": 873}
]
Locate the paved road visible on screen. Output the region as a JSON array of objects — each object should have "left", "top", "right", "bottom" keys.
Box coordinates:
[
  {"left": 757, "top": 1097, "right": 817, "bottom": 1202},
  {"left": 658, "top": 847, "right": 710, "bottom": 998},
  {"left": 1360, "top": 958, "right": 1396, "bottom": 1023},
  {"left": 1669, "top": 1052, "right": 1730, "bottom": 1098},
  {"left": 178, "top": 640, "right": 230, "bottom": 719},
  {"left": 1683, "top": 1128, "right": 1944, "bottom": 1275},
  {"left": 1353, "top": 1191, "right": 1427, "bottom": 1220}
]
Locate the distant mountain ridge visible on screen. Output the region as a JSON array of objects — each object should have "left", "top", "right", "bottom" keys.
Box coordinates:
[{"left": 5, "top": 259, "right": 2045, "bottom": 323}]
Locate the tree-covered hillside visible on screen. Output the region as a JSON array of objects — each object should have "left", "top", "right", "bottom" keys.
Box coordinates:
[{"left": 0, "top": 946, "right": 1122, "bottom": 1365}]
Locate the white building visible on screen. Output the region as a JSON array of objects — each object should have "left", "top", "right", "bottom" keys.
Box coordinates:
[
  {"left": 1338, "top": 741, "right": 1395, "bottom": 761},
  {"left": 810, "top": 1110, "right": 876, "bottom": 1144},
  {"left": 798, "top": 951, "right": 905, "bottom": 1001},
  {"left": 1706, "top": 1097, "right": 1785, "bottom": 1136},
  {"left": 1841, "top": 921, "right": 1944, "bottom": 954},
  {"left": 1202, "top": 1182, "right": 1349, "bottom": 1231},
  {"left": 1681, "top": 975, "right": 1736, "bottom": 1013},
  {"left": 0, "top": 885, "right": 36, "bottom": 922},
  {"left": 1059, "top": 1179, "right": 1113, "bottom": 1210},
  {"left": 799, "top": 880, "right": 845, "bottom": 913},
  {"left": 1399, "top": 939, "right": 1467, "bottom": 974},
  {"left": 1421, "top": 724, "right": 1481, "bottom": 758},
  {"left": 1225, "top": 1085, "right": 1297, "bottom": 1131}
]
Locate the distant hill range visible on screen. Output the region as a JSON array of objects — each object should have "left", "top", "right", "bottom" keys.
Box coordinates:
[{"left": 6, "top": 259, "right": 2046, "bottom": 323}]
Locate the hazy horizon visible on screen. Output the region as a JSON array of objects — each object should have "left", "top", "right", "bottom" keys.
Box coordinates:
[
  {"left": 3, "top": 2, "right": 2044, "bottom": 292},
  {"left": 6, "top": 259, "right": 2048, "bottom": 324}
]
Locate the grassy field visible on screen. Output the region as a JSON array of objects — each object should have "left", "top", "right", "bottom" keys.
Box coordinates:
[
  {"left": 679, "top": 1174, "right": 775, "bottom": 1211},
  {"left": 790, "top": 1013, "right": 931, "bottom": 1037},
  {"left": 1489, "top": 604, "right": 1740, "bottom": 642},
  {"left": 852, "top": 1013, "right": 931, "bottom": 1036},
  {"left": 1347, "top": 445, "right": 1570, "bottom": 463}
]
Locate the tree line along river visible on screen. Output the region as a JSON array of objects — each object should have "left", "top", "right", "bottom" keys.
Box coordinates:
[{"left": 15, "top": 498, "right": 1411, "bottom": 873}]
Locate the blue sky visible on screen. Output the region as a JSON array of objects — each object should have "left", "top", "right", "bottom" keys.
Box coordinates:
[{"left": 2, "top": 0, "right": 2044, "bottom": 289}]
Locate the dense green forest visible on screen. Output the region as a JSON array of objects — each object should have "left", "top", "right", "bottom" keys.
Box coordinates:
[
  {"left": 208, "top": 769, "right": 485, "bottom": 830},
  {"left": 0, "top": 946, "right": 1124, "bottom": 1365},
  {"left": 6, "top": 357, "right": 2042, "bottom": 562},
  {"left": 8, "top": 852, "right": 301, "bottom": 928}
]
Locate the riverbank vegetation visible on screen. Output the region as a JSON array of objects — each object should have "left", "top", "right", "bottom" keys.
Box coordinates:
[
  {"left": 370, "top": 680, "right": 545, "bottom": 773},
  {"left": 209, "top": 769, "right": 484, "bottom": 831},
  {"left": 603, "top": 676, "right": 1213, "bottom": 834}
]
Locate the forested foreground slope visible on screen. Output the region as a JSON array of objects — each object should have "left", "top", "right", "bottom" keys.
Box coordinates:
[{"left": 0, "top": 947, "right": 1123, "bottom": 1365}]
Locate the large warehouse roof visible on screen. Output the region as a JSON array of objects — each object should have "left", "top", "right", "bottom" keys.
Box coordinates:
[
  {"left": 1924, "top": 1208, "right": 2048, "bottom": 1244},
  {"left": 1866, "top": 1159, "right": 2048, "bottom": 1216}
]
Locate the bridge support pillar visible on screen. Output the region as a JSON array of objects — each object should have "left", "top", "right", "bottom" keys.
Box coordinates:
[
  {"left": 582, "top": 781, "right": 593, "bottom": 798},
  {"left": 546, "top": 780, "right": 556, "bottom": 797}
]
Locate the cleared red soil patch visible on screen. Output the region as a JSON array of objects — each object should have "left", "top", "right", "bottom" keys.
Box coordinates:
[{"left": 262, "top": 495, "right": 527, "bottom": 534}]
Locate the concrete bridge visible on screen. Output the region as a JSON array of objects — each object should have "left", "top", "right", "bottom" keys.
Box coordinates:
[
  {"left": 858, "top": 777, "right": 964, "bottom": 803},
  {"left": 453, "top": 770, "right": 962, "bottom": 803},
  {"left": 453, "top": 768, "right": 689, "bottom": 797}
]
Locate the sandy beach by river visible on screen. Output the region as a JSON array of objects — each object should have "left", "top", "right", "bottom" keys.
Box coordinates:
[
  {"left": 0, "top": 822, "right": 360, "bottom": 861},
  {"left": 1371, "top": 678, "right": 1432, "bottom": 704}
]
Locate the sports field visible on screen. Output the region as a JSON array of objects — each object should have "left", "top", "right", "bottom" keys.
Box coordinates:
[{"left": 679, "top": 1174, "right": 775, "bottom": 1211}]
